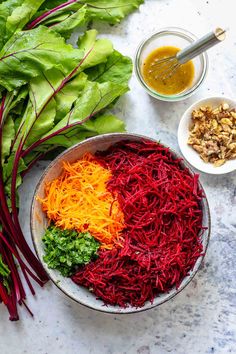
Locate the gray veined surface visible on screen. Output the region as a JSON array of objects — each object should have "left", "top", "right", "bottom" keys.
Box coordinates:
[{"left": 1, "top": 0, "right": 236, "bottom": 353}]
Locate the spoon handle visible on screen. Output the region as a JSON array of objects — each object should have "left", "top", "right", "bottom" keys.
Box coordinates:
[{"left": 176, "top": 28, "right": 226, "bottom": 64}]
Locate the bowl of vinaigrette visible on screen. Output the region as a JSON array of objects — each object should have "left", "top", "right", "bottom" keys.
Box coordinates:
[{"left": 135, "top": 27, "right": 208, "bottom": 101}]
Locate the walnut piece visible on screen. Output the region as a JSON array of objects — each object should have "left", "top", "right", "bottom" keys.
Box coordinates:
[{"left": 187, "top": 103, "right": 236, "bottom": 167}]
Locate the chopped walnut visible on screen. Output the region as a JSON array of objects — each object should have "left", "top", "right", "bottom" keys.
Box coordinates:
[{"left": 187, "top": 103, "right": 236, "bottom": 167}]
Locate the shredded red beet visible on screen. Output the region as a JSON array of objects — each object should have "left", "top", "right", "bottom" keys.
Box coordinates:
[{"left": 72, "top": 140, "right": 204, "bottom": 308}]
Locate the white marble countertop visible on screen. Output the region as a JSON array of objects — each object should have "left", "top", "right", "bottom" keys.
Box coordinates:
[{"left": 1, "top": 1, "right": 236, "bottom": 353}]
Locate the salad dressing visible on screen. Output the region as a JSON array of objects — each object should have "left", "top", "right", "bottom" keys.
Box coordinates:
[{"left": 142, "top": 46, "right": 195, "bottom": 95}]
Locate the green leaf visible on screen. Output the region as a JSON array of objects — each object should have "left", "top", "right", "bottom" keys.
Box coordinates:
[
  {"left": 11, "top": 29, "right": 115, "bottom": 150},
  {"left": 0, "top": 27, "right": 131, "bottom": 203},
  {"left": 44, "top": 5, "right": 87, "bottom": 39},
  {"left": 0, "top": 0, "right": 23, "bottom": 50},
  {"left": 40, "top": 12, "right": 70, "bottom": 26},
  {"left": 13, "top": 68, "right": 66, "bottom": 148},
  {"left": 86, "top": 0, "right": 144, "bottom": 24},
  {"left": 36, "top": 131, "right": 93, "bottom": 149},
  {"left": 8, "top": 85, "right": 28, "bottom": 111},
  {"left": 24, "top": 98, "right": 56, "bottom": 147},
  {"left": 32, "top": 0, "right": 144, "bottom": 31},
  {"left": 0, "top": 254, "right": 10, "bottom": 278},
  {"left": 10, "top": 30, "right": 114, "bottom": 148},
  {"left": 86, "top": 49, "right": 132, "bottom": 85},
  {"left": 34, "top": 112, "right": 126, "bottom": 149},
  {"left": 38, "top": 0, "right": 63, "bottom": 11},
  {"left": 2, "top": 115, "right": 15, "bottom": 162},
  {"left": 84, "top": 114, "right": 126, "bottom": 134},
  {"left": 0, "top": 0, "right": 45, "bottom": 50},
  {"left": 0, "top": 86, "right": 28, "bottom": 129},
  {"left": 0, "top": 26, "right": 84, "bottom": 90},
  {"left": 29, "top": 1, "right": 85, "bottom": 29},
  {"left": 77, "top": 29, "right": 114, "bottom": 71},
  {"left": 54, "top": 72, "right": 88, "bottom": 123},
  {"left": 5, "top": 0, "right": 45, "bottom": 40},
  {"left": 44, "top": 80, "right": 128, "bottom": 137},
  {"left": 3, "top": 154, "right": 26, "bottom": 183}
]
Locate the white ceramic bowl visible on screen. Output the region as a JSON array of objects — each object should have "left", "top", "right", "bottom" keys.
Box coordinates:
[
  {"left": 178, "top": 96, "right": 236, "bottom": 175},
  {"left": 31, "top": 133, "right": 210, "bottom": 313}
]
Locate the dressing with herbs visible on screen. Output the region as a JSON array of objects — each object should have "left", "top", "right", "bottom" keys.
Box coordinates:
[{"left": 142, "top": 46, "right": 195, "bottom": 95}]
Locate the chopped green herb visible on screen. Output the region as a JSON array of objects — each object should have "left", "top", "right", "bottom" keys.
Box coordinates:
[{"left": 42, "top": 225, "right": 100, "bottom": 277}]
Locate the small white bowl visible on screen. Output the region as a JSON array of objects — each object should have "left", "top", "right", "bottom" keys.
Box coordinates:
[{"left": 178, "top": 96, "right": 236, "bottom": 175}]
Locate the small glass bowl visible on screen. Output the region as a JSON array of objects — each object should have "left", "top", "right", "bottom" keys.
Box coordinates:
[{"left": 134, "top": 27, "right": 208, "bottom": 102}]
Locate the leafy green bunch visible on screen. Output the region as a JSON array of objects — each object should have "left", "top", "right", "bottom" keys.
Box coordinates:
[
  {"left": 0, "top": 0, "right": 143, "bottom": 320},
  {"left": 1, "top": 28, "right": 132, "bottom": 198}
]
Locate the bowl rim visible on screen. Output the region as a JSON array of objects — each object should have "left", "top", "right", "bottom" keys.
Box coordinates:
[
  {"left": 178, "top": 95, "right": 236, "bottom": 175},
  {"left": 134, "top": 26, "right": 209, "bottom": 102},
  {"left": 30, "top": 132, "right": 211, "bottom": 314}
]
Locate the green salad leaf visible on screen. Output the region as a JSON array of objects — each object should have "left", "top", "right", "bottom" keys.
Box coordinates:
[
  {"left": 54, "top": 72, "right": 88, "bottom": 124},
  {"left": 7, "top": 29, "right": 129, "bottom": 152},
  {"left": 42, "top": 5, "right": 88, "bottom": 39},
  {"left": 29, "top": 0, "right": 144, "bottom": 38},
  {"left": 38, "top": 0, "right": 63, "bottom": 10},
  {"left": 85, "top": 113, "right": 126, "bottom": 134},
  {"left": 0, "top": 0, "right": 142, "bottom": 320},
  {"left": 2, "top": 115, "right": 15, "bottom": 162},
  {"left": 0, "top": 26, "right": 84, "bottom": 90},
  {"left": 43, "top": 79, "right": 128, "bottom": 137},
  {"left": 43, "top": 225, "right": 100, "bottom": 277},
  {"left": 32, "top": 113, "right": 125, "bottom": 149},
  {"left": 86, "top": 0, "right": 144, "bottom": 24},
  {"left": 0, "top": 28, "right": 129, "bottom": 207},
  {"left": 86, "top": 49, "right": 133, "bottom": 85},
  {"left": 0, "top": 0, "right": 45, "bottom": 50},
  {"left": 5, "top": 0, "right": 45, "bottom": 40}
]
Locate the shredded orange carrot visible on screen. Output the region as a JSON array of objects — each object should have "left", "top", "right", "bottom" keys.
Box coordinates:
[{"left": 39, "top": 153, "right": 125, "bottom": 249}]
